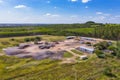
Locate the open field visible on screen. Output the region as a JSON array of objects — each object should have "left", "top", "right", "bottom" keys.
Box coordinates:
[{"left": 0, "top": 54, "right": 120, "bottom": 80}]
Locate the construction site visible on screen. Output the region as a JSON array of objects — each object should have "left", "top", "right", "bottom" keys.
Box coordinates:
[{"left": 3, "top": 36, "right": 110, "bottom": 63}]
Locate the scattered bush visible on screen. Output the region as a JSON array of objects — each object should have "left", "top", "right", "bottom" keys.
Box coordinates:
[
  {"left": 30, "top": 38, "right": 35, "bottom": 41},
  {"left": 95, "top": 50, "right": 105, "bottom": 58},
  {"left": 116, "top": 41, "right": 120, "bottom": 59},
  {"left": 103, "top": 67, "right": 116, "bottom": 78},
  {"left": 12, "top": 43, "right": 19, "bottom": 46},
  {"left": 94, "top": 41, "right": 110, "bottom": 50},
  {"left": 24, "top": 37, "right": 42, "bottom": 42},
  {"left": 35, "top": 36, "right": 41, "bottom": 41},
  {"left": 86, "top": 42, "right": 92, "bottom": 46},
  {"left": 1, "top": 41, "right": 10, "bottom": 45},
  {"left": 10, "top": 38, "right": 15, "bottom": 41},
  {"left": 24, "top": 38, "right": 31, "bottom": 42},
  {"left": 108, "top": 46, "right": 117, "bottom": 56}
]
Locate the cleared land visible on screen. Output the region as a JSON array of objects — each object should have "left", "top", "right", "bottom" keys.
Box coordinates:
[{"left": 0, "top": 35, "right": 65, "bottom": 52}]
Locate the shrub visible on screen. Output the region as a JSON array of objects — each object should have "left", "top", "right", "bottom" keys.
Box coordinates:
[
  {"left": 86, "top": 42, "right": 92, "bottom": 46},
  {"left": 108, "top": 46, "right": 117, "bottom": 56},
  {"left": 35, "top": 36, "right": 42, "bottom": 41},
  {"left": 108, "top": 46, "right": 117, "bottom": 51},
  {"left": 103, "top": 67, "right": 116, "bottom": 78},
  {"left": 94, "top": 41, "right": 110, "bottom": 50},
  {"left": 24, "top": 38, "right": 31, "bottom": 42},
  {"left": 30, "top": 38, "right": 35, "bottom": 41},
  {"left": 12, "top": 43, "right": 19, "bottom": 46},
  {"left": 1, "top": 41, "right": 10, "bottom": 45},
  {"left": 10, "top": 38, "right": 15, "bottom": 41},
  {"left": 116, "top": 41, "right": 120, "bottom": 59},
  {"left": 95, "top": 50, "right": 105, "bottom": 58}
]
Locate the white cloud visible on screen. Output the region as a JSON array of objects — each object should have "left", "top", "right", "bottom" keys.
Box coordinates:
[
  {"left": 96, "top": 12, "right": 103, "bottom": 15},
  {"left": 14, "top": 5, "right": 27, "bottom": 9},
  {"left": 115, "top": 15, "right": 120, "bottom": 18},
  {"left": 96, "top": 12, "right": 111, "bottom": 16},
  {"left": 82, "top": 0, "right": 91, "bottom": 3},
  {"left": 0, "top": 0, "right": 3, "bottom": 4},
  {"left": 0, "top": 0, "right": 3, "bottom": 3},
  {"left": 44, "top": 13, "right": 60, "bottom": 17},
  {"left": 70, "top": 15, "right": 78, "bottom": 18},
  {"left": 45, "top": 13, "right": 51, "bottom": 16},
  {"left": 70, "top": 0, "right": 78, "bottom": 2},
  {"left": 52, "top": 15, "right": 60, "bottom": 17}
]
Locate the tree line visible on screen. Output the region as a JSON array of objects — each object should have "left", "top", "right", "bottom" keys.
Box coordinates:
[{"left": 0, "top": 22, "right": 119, "bottom": 40}]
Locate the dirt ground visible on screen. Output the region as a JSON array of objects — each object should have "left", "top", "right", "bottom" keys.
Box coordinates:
[
  {"left": 4, "top": 37, "right": 109, "bottom": 63},
  {"left": 25, "top": 39, "right": 80, "bottom": 53}
]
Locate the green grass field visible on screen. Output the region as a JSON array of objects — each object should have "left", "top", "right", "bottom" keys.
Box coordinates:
[
  {"left": 0, "top": 55, "right": 120, "bottom": 80},
  {"left": 71, "top": 49, "right": 83, "bottom": 55},
  {"left": 67, "top": 28, "right": 94, "bottom": 33},
  {"left": 63, "top": 51, "right": 73, "bottom": 58}
]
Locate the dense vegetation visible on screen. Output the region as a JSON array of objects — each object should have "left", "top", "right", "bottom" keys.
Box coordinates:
[
  {"left": 0, "top": 22, "right": 119, "bottom": 40},
  {"left": 94, "top": 24, "right": 120, "bottom": 40}
]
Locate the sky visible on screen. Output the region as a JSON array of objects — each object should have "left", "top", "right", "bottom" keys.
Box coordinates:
[{"left": 0, "top": 0, "right": 120, "bottom": 24}]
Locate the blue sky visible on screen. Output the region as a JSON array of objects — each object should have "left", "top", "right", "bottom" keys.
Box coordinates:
[{"left": 0, "top": 0, "right": 120, "bottom": 23}]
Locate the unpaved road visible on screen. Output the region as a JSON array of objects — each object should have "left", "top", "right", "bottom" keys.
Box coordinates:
[{"left": 61, "top": 49, "right": 81, "bottom": 64}]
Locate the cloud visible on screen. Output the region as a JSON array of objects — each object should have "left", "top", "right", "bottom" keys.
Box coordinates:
[
  {"left": 0, "top": 0, "right": 3, "bottom": 3},
  {"left": 70, "top": 0, "right": 78, "bottom": 2},
  {"left": 70, "top": 15, "right": 78, "bottom": 18},
  {"left": 44, "top": 13, "right": 60, "bottom": 17},
  {"left": 96, "top": 12, "right": 111, "bottom": 16},
  {"left": 82, "top": 0, "right": 91, "bottom": 3},
  {"left": 45, "top": 13, "right": 51, "bottom": 16},
  {"left": 96, "top": 12, "right": 103, "bottom": 15},
  {"left": 115, "top": 15, "right": 120, "bottom": 18},
  {"left": 52, "top": 15, "right": 60, "bottom": 17},
  {"left": 14, "top": 5, "right": 27, "bottom": 9}
]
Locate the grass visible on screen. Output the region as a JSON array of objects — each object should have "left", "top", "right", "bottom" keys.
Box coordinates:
[
  {"left": 0, "top": 35, "right": 120, "bottom": 80},
  {"left": 63, "top": 51, "right": 73, "bottom": 58},
  {"left": 42, "top": 35, "right": 65, "bottom": 41},
  {"left": 71, "top": 49, "right": 83, "bottom": 55},
  {"left": 67, "top": 28, "right": 94, "bottom": 34},
  {"left": 0, "top": 55, "right": 60, "bottom": 80},
  {"left": 1, "top": 54, "right": 120, "bottom": 80}
]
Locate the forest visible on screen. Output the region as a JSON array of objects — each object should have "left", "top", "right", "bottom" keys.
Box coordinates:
[{"left": 0, "top": 21, "right": 119, "bottom": 40}]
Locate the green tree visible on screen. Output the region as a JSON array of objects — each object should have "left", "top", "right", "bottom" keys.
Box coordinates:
[
  {"left": 116, "top": 41, "right": 120, "bottom": 58},
  {"left": 95, "top": 49, "right": 105, "bottom": 58}
]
